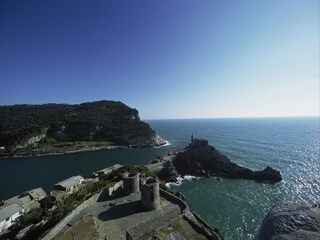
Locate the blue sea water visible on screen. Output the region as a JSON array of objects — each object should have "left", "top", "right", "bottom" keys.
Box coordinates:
[{"left": 0, "top": 117, "right": 319, "bottom": 239}]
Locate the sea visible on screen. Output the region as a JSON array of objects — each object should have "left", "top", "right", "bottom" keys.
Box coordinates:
[{"left": 0, "top": 117, "right": 319, "bottom": 240}]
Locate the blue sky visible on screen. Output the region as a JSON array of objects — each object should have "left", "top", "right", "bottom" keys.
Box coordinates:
[{"left": 0, "top": 0, "right": 319, "bottom": 119}]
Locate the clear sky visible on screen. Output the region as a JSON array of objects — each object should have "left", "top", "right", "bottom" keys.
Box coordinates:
[{"left": 0, "top": 0, "right": 319, "bottom": 119}]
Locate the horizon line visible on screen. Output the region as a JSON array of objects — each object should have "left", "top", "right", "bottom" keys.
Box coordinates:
[{"left": 143, "top": 115, "right": 320, "bottom": 121}]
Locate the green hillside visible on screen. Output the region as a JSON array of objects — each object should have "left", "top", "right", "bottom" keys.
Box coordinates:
[{"left": 0, "top": 100, "right": 164, "bottom": 157}]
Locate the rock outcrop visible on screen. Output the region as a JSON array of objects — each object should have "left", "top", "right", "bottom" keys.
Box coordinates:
[
  {"left": 258, "top": 202, "right": 320, "bottom": 240},
  {"left": 161, "top": 139, "right": 282, "bottom": 182},
  {"left": 0, "top": 101, "right": 166, "bottom": 156},
  {"left": 157, "top": 161, "right": 179, "bottom": 182}
]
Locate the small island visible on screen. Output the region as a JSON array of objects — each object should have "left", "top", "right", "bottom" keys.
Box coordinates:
[{"left": 0, "top": 100, "right": 166, "bottom": 158}]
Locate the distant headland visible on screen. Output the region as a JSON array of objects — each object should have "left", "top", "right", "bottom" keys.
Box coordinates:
[
  {"left": 0, "top": 100, "right": 166, "bottom": 158},
  {"left": 150, "top": 137, "right": 282, "bottom": 183}
]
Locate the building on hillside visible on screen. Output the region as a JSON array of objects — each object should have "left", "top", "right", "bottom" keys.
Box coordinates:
[
  {"left": 92, "top": 164, "right": 123, "bottom": 178},
  {"left": 52, "top": 175, "right": 84, "bottom": 195},
  {"left": 0, "top": 188, "right": 46, "bottom": 233},
  {"left": 16, "top": 195, "right": 40, "bottom": 210},
  {"left": 4, "top": 196, "right": 23, "bottom": 206},
  {"left": 4, "top": 194, "right": 42, "bottom": 212},
  {"left": 24, "top": 188, "right": 46, "bottom": 201},
  {"left": 0, "top": 203, "right": 23, "bottom": 232},
  {"left": 50, "top": 190, "right": 65, "bottom": 202}
]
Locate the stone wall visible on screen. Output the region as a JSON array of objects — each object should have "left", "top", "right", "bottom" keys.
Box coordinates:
[
  {"left": 126, "top": 205, "right": 181, "bottom": 240},
  {"left": 159, "top": 189, "right": 220, "bottom": 240},
  {"left": 187, "top": 209, "right": 221, "bottom": 240},
  {"left": 42, "top": 193, "right": 99, "bottom": 240},
  {"left": 105, "top": 180, "right": 123, "bottom": 197},
  {"left": 126, "top": 189, "right": 189, "bottom": 240},
  {"left": 159, "top": 189, "right": 187, "bottom": 212}
]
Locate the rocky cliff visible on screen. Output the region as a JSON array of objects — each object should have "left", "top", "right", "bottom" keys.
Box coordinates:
[
  {"left": 158, "top": 139, "right": 282, "bottom": 183},
  {"left": 259, "top": 202, "right": 320, "bottom": 240},
  {"left": 0, "top": 100, "right": 165, "bottom": 155}
]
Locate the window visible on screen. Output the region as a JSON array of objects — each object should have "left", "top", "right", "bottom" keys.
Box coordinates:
[{"left": 5, "top": 217, "right": 9, "bottom": 222}]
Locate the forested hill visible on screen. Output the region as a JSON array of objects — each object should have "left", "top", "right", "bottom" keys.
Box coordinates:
[{"left": 0, "top": 100, "right": 165, "bottom": 156}]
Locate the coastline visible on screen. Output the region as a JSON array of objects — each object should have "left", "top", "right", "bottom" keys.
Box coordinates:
[
  {"left": 0, "top": 140, "right": 169, "bottom": 159},
  {"left": 1, "top": 162, "right": 222, "bottom": 240},
  {"left": 0, "top": 145, "right": 127, "bottom": 159},
  {"left": 153, "top": 140, "right": 171, "bottom": 148},
  {"left": 1, "top": 118, "right": 317, "bottom": 240}
]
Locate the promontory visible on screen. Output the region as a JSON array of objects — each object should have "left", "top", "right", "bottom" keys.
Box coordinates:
[
  {"left": 0, "top": 100, "right": 165, "bottom": 157},
  {"left": 152, "top": 138, "right": 282, "bottom": 183}
]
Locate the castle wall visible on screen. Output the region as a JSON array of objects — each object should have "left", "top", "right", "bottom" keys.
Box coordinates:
[
  {"left": 159, "top": 188, "right": 187, "bottom": 213},
  {"left": 126, "top": 205, "right": 180, "bottom": 240}
]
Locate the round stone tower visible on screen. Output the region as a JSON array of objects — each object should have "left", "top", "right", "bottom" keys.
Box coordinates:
[
  {"left": 140, "top": 177, "right": 160, "bottom": 211},
  {"left": 123, "top": 172, "right": 140, "bottom": 195}
]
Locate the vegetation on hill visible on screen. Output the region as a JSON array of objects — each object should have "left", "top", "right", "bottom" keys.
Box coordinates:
[{"left": 0, "top": 100, "right": 164, "bottom": 157}]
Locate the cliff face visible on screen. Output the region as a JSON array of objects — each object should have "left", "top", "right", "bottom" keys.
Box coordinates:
[
  {"left": 0, "top": 100, "right": 165, "bottom": 152},
  {"left": 259, "top": 202, "right": 320, "bottom": 240},
  {"left": 47, "top": 119, "right": 164, "bottom": 147},
  {"left": 169, "top": 139, "right": 282, "bottom": 182}
]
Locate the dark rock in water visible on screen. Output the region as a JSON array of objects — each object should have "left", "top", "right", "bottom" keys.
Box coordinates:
[
  {"left": 254, "top": 166, "right": 282, "bottom": 182},
  {"left": 157, "top": 161, "right": 179, "bottom": 182},
  {"left": 259, "top": 202, "right": 320, "bottom": 240},
  {"left": 171, "top": 139, "right": 282, "bottom": 182}
]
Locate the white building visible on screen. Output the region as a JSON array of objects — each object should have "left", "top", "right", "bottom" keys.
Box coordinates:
[
  {"left": 0, "top": 203, "right": 23, "bottom": 232},
  {"left": 52, "top": 175, "right": 84, "bottom": 195},
  {"left": 4, "top": 187, "right": 47, "bottom": 213}
]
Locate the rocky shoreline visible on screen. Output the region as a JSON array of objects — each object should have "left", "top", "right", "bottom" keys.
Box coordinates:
[
  {"left": 151, "top": 138, "right": 282, "bottom": 183},
  {"left": 0, "top": 137, "right": 167, "bottom": 159},
  {"left": 0, "top": 145, "right": 127, "bottom": 159},
  {"left": 258, "top": 202, "right": 320, "bottom": 240},
  {"left": 0, "top": 100, "right": 167, "bottom": 157}
]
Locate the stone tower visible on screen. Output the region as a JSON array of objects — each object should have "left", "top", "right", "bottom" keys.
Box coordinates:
[
  {"left": 123, "top": 172, "right": 140, "bottom": 195},
  {"left": 140, "top": 177, "right": 160, "bottom": 211},
  {"left": 191, "top": 133, "right": 195, "bottom": 143}
]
